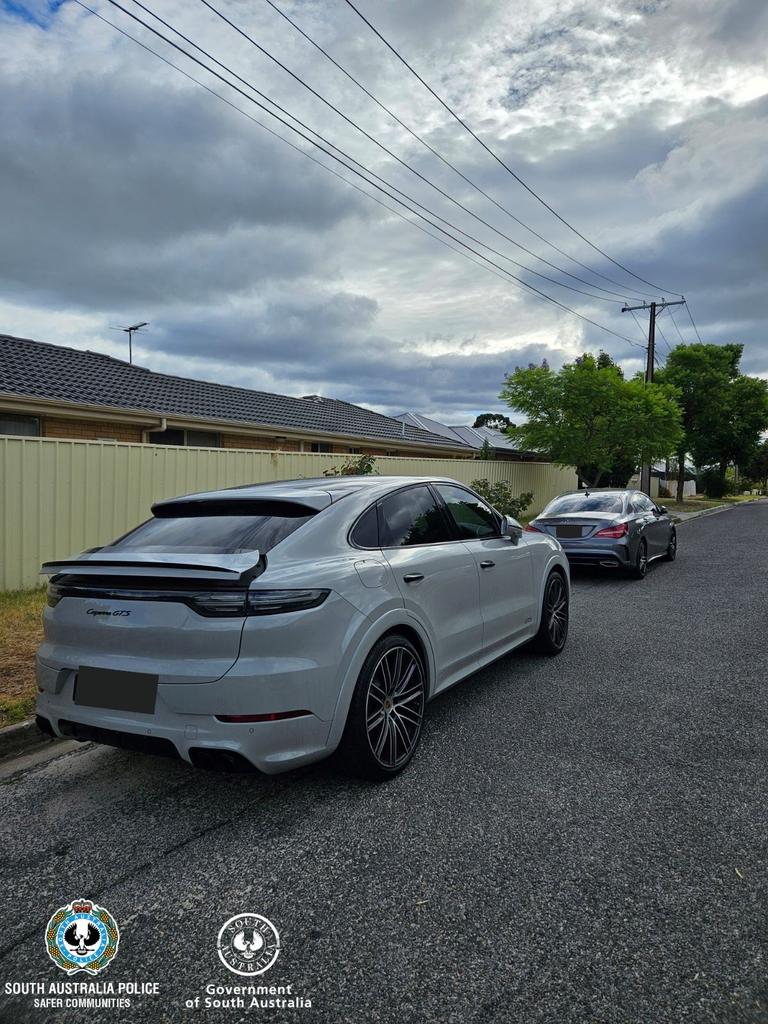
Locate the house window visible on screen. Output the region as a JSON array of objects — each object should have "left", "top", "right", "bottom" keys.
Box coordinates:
[
  {"left": 385, "top": 450, "right": 399, "bottom": 457},
  {"left": 148, "top": 428, "right": 220, "bottom": 447},
  {"left": 348, "top": 447, "right": 363, "bottom": 454},
  {"left": 186, "top": 430, "right": 220, "bottom": 448},
  {"left": 311, "top": 442, "right": 333, "bottom": 453},
  {"left": 0, "top": 413, "right": 40, "bottom": 437},
  {"left": 148, "top": 428, "right": 185, "bottom": 446}
]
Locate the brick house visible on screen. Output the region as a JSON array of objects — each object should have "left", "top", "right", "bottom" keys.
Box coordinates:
[{"left": 0, "top": 334, "right": 470, "bottom": 458}]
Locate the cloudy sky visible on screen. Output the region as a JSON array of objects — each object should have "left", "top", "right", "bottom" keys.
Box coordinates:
[{"left": 1, "top": 0, "right": 766, "bottom": 422}]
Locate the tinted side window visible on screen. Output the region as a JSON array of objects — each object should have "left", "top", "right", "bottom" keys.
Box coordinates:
[
  {"left": 634, "top": 494, "right": 654, "bottom": 512},
  {"left": 378, "top": 486, "right": 451, "bottom": 547},
  {"left": 435, "top": 485, "right": 499, "bottom": 540},
  {"left": 351, "top": 504, "right": 379, "bottom": 548}
]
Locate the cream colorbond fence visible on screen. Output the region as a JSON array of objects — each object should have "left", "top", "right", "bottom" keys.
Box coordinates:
[{"left": 0, "top": 435, "right": 577, "bottom": 591}]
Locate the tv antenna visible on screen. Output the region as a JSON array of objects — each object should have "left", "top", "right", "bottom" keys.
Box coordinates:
[{"left": 110, "top": 321, "right": 148, "bottom": 364}]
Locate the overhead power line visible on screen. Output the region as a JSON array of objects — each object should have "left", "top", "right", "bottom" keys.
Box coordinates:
[
  {"left": 100, "top": 0, "right": 639, "bottom": 307},
  {"left": 258, "top": 0, "right": 649, "bottom": 302},
  {"left": 80, "top": 0, "right": 645, "bottom": 346},
  {"left": 192, "top": 0, "right": 645, "bottom": 305},
  {"left": 667, "top": 306, "right": 687, "bottom": 345},
  {"left": 684, "top": 301, "right": 703, "bottom": 343},
  {"left": 340, "top": 0, "right": 683, "bottom": 298},
  {"left": 71, "top": 1, "right": 527, "bottom": 298}
]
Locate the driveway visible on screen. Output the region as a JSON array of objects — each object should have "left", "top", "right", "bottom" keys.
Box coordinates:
[{"left": 1, "top": 502, "right": 766, "bottom": 1023}]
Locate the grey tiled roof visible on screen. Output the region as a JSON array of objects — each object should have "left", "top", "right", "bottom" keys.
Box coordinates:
[
  {"left": 395, "top": 412, "right": 521, "bottom": 451},
  {"left": 0, "top": 334, "right": 464, "bottom": 450}
]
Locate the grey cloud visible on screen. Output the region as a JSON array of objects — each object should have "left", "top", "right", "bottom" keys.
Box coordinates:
[{"left": 0, "top": 0, "right": 765, "bottom": 422}]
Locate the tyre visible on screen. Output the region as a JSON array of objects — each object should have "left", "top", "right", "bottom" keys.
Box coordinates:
[
  {"left": 337, "top": 634, "right": 426, "bottom": 780},
  {"left": 663, "top": 528, "right": 677, "bottom": 561},
  {"left": 532, "top": 571, "right": 569, "bottom": 655},
  {"left": 628, "top": 538, "right": 648, "bottom": 579}
]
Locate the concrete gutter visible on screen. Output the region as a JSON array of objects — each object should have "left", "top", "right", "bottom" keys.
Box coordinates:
[
  {"left": 671, "top": 497, "right": 766, "bottom": 524},
  {"left": 0, "top": 718, "right": 60, "bottom": 763}
]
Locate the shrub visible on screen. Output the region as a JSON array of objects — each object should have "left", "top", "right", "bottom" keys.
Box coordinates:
[
  {"left": 323, "top": 453, "right": 377, "bottom": 477},
  {"left": 471, "top": 478, "right": 533, "bottom": 519},
  {"left": 698, "top": 467, "right": 735, "bottom": 499}
]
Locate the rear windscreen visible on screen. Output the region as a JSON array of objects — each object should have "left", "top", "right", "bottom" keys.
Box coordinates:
[
  {"left": 543, "top": 494, "right": 624, "bottom": 515},
  {"left": 104, "top": 503, "right": 315, "bottom": 554}
]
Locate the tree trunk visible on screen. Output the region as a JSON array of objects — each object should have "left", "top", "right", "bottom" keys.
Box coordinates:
[
  {"left": 592, "top": 469, "right": 604, "bottom": 488},
  {"left": 676, "top": 453, "right": 685, "bottom": 503}
]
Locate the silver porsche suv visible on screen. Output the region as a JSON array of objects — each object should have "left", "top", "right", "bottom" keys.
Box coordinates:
[{"left": 36, "top": 476, "right": 570, "bottom": 779}]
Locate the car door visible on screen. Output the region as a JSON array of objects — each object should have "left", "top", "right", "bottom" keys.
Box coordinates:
[
  {"left": 634, "top": 493, "right": 667, "bottom": 554},
  {"left": 378, "top": 484, "right": 482, "bottom": 687},
  {"left": 434, "top": 483, "right": 535, "bottom": 655},
  {"left": 648, "top": 498, "right": 673, "bottom": 553}
]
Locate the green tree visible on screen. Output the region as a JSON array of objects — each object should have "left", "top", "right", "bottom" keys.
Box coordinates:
[
  {"left": 472, "top": 412, "right": 513, "bottom": 429},
  {"left": 745, "top": 439, "right": 768, "bottom": 492},
  {"left": 478, "top": 437, "right": 493, "bottom": 460},
  {"left": 499, "top": 353, "right": 682, "bottom": 488},
  {"left": 658, "top": 343, "right": 768, "bottom": 501}
]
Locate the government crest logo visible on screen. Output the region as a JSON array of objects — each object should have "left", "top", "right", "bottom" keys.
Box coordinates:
[
  {"left": 217, "top": 913, "right": 280, "bottom": 976},
  {"left": 45, "top": 899, "right": 120, "bottom": 975}
]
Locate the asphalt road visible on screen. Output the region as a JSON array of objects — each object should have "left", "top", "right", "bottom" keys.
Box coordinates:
[{"left": 1, "top": 502, "right": 767, "bottom": 1024}]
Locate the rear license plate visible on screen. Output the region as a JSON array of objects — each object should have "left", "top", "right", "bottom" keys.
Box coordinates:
[
  {"left": 74, "top": 667, "right": 158, "bottom": 714},
  {"left": 556, "top": 525, "right": 583, "bottom": 539}
]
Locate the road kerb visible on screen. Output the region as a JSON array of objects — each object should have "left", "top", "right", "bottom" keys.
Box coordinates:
[{"left": 0, "top": 718, "right": 60, "bottom": 762}]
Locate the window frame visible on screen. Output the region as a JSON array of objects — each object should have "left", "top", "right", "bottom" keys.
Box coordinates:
[
  {"left": 432, "top": 483, "right": 503, "bottom": 541},
  {"left": 350, "top": 481, "right": 505, "bottom": 552},
  {"left": 348, "top": 482, "right": 460, "bottom": 551},
  {"left": 0, "top": 413, "right": 41, "bottom": 437}
]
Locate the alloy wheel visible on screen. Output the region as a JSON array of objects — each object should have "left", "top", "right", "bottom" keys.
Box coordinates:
[
  {"left": 668, "top": 532, "right": 677, "bottom": 559},
  {"left": 365, "top": 646, "right": 425, "bottom": 770},
  {"left": 638, "top": 541, "right": 648, "bottom": 576},
  {"left": 545, "top": 574, "right": 568, "bottom": 649}
]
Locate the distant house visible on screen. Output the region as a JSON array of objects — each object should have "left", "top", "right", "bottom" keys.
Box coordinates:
[
  {"left": 0, "top": 334, "right": 469, "bottom": 458},
  {"left": 394, "top": 412, "right": 541, "bottom": 461}
]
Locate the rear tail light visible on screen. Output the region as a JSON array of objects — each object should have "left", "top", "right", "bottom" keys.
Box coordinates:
[
  {"left": 594, "top": 522, "right": 629, "bottom": 538},
  {"left": 191, "top": 589, "right": 330, "bottom": 617},
  {"left": 47, "top": 578, "right": 329, "bottom": 616},
  {"left": 524, "top": 523, "right": 541, "bottom": 532}
]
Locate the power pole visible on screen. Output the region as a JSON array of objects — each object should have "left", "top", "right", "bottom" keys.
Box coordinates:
[{"left": 622, "top": 299, "right": 685, "bottom": 495}]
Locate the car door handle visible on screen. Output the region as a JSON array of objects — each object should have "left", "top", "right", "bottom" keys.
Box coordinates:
[
  {"left": 403, "top": 573, "right": 425, "bottom": 583},
  {"left": 479, "top": 560, "right": 496, "bottom": 569}
]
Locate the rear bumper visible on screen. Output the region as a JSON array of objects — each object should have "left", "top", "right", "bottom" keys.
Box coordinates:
[
  {"left": 560, "top": 541, "right": 632, "bottom": 568},
  {"left": 35, "top": 666, "right": 333, "bottom": 774}
]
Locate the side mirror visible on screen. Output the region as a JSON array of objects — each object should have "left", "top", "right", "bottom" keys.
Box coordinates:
[
  {"left": 501, "top": 515, "right": 523, "bottom": 544},
  {"left": 657, "top": 505, "right": 667, "bottom": 514}
]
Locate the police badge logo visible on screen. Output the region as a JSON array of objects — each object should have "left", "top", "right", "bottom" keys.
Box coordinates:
[
  {"left": 217, "top": 913, "right": 280, "bottom": 976},
  {"left": 45, "top": 899, "right": 120, "bottom": 975}
]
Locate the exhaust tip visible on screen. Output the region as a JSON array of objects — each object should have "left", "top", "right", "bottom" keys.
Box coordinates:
[{"left": 599, "top": 560, "right": 618, "bottom": 568}]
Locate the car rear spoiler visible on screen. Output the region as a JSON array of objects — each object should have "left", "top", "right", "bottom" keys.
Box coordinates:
[{"left": 40, "top": 552, "right": 265, "bottom": 584}]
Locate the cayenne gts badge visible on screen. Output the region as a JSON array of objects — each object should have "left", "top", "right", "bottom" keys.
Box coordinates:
[
  {"left": 217, "top": 913, "right": 280, "bottom": 976},
  {"left": 45, "top": 899, "right": 120, "bottom": 975}
]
